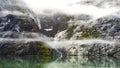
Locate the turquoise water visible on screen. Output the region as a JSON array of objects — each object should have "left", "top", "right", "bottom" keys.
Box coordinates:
[{"left": 0, "top": 56, "right": 120, "bottom": 68}]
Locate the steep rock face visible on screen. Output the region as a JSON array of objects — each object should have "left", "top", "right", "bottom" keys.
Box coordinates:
[
  {"left": 0, "top": 41, "right": 58, "bottom": 56},
  {"left": 0, "top": 14, "right": 39, "bottom": 32},
  {"left": 93, "top": 16, "right": 120, "bottom": 40},
  {"left": 56, "top": 16, "right": 120, "bottom": 56},
  {"left": 56, "top": 16, "right": 120, "bottom": 40},
  {"left": 66, "top": 43, "right": 120, "bottom": 56},
  {"left": 55, "top": 24, "right": 100, "bottom": 40},
  {"left": 39, "top": 14, "right": 91, "bottom": 37},
  {"left": 0, "top": 14, "right": 56, "bottom": 56},
  {"left": 0, "top": 14, "right": 40, "bottom": 38},
  {"left": 39, "top": 14, "right": 73, "bottom": 37}
]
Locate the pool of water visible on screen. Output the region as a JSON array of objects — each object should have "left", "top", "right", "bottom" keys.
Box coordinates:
[{"left": 0, "top": 56, "right": 120, "bottom": 68}]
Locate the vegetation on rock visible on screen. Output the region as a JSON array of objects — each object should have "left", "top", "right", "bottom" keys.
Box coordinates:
[
  {"left": 66, "top": 25, "right": 78, "bottom": 39},
  {"left": 66, "top": 24, "right": 101, "bottom": 39},
  {"left": 0, "top": 14, "right": 39, "bottom": 32},
  {"left": 0, "top": 41, "right": 51, "bottom": 56}
]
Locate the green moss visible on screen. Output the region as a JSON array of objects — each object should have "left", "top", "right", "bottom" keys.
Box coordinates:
[
  {"left": 16, "top": 17, "right": 39, "bottom": 32},
  {"left": 67, "top": 25, "right": 78, "bottom": 39},
  {"left": 66, "top": 24, "right": 101, "bottom": 39},
  {"left": 4, "top": 42, "right": 52, "bottom": 56},
  {"left": 19, "top": 20, "right": 39, "bottom": 32},
  {"left": 77, "top": 26, "right": 101, "bottom": 39},
  {"left": 28, "top": 42, "right": 51, "bottom": 56},
  {"left": 37, "top": 43, "right": 51, "bottom": 56}
]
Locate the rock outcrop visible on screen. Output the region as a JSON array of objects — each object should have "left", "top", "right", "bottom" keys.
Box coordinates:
[
  {"left": 66, "top": 43, "right": 120, "bottom": 56},
  {"left": 0, "top": 14, "right": 39, "bottom": 32},
  {"left": 0, "top": 41, "right": 60, "bottom": 56},
  {"left": 39, "top": 13, "right": 73, "bottom": 37},
  {"left": 56, "top": 16, "right": 120, "bottom": 56},
  {"left": 93, "top": 16, "right": 120, "bottom": 41}
]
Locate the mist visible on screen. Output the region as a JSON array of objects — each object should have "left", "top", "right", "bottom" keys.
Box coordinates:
[{"left": 22, "top": 0, "right": 119, "bottom": 18}]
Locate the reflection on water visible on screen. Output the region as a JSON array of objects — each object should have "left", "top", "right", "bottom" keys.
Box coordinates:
[
  {"left": 0, "top": 56, "right": 52, "bottom": 68},
  {"left": 0, "top": 56, "right": 120, "bottom": 68},
  {"left": 46, "top": 56, "right": 120, "bottom": 68}
]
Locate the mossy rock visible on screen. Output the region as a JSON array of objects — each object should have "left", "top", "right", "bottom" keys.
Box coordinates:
[
  {"left": 0, "top": 41, "right": 52, "bottom": 56},
  {"left": 66, "top": 25, "right": 101, "bottom": 39},
  {"left": 19, "top": 19, "right": 39, "bottom": 32},
  {"left": 1, "top": 14, "right": 40, "bottom": 32},
  {"left": 66, "top": 25, "right": 78, "bottom": 39},
  {"left": 26, "top": 42, "right": 51, "bottom": 56},
  {"left": 77, "top": 26, "right": 101, "bottom": 39}
]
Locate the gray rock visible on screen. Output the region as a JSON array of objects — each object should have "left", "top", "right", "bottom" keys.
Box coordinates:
[
  {"left": 93, "top": 16, "right": 120, "bottom": 40},
  {"left": 66, "top": 43, "right": 120, "bottom": 56}
]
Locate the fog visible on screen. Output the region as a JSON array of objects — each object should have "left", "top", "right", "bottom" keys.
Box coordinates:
[{"left": 23, "top": 0, "right": 119, "bottom": 18}]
